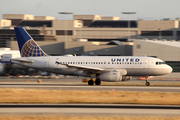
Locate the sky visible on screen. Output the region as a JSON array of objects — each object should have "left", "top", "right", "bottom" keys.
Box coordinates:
[{"left": 0, "top": 0, "right": 180, "bottom": 20}]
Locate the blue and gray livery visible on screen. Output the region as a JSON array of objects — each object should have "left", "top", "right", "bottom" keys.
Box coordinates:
[{"left": 14, "top": 27, "right": 47, "bottom": 57}]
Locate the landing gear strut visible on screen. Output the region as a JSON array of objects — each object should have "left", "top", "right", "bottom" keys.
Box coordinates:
[{"left": 145, "top": 76, "right": 150, "bottom": 86}]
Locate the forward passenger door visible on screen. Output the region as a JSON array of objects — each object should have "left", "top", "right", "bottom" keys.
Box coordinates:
[{"left": 144, "top": 58, "right": 149, "bottom": 69}]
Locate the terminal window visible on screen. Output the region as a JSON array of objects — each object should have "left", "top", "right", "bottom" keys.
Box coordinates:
[
  {"left": 137, "top": 44, "right": 141, "bottom": 49},
  {"left": 56, "top": 30, "right": 73, "bottom": 35},
  {"left": 141, "top": 31, "right": 173, "bottom": 36},
  {"left": 165, "top": 61, "right": 180, "bottom": 72}
]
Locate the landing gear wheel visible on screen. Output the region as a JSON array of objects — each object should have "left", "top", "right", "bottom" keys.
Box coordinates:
[
  {"left": 146, "top": 81, "right": 150, "bottom": 86},
  {"left": 145, "top": 76, "right": 150, "bottom": 86},
  {"left": 95, "top": 80, "right": 101, "bottom": 85},
  {"left": 88, "top": 80, "right": 94, "bottom": 85}
]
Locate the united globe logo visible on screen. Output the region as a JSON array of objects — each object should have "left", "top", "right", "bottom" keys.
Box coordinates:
[{"left": 21, "top": 39, "right": 47, "bottom": 57}]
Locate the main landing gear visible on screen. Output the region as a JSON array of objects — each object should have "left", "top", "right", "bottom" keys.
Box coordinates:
[
  {"left": 88, "top": 79, "right": 94, "bottom": 85},
  {"left": 145, "top": 76, "right": 150, "bottom": 86},
  {"left": 88, "top": 78, "right": 101, "bottom": 85},
  {"left": 95, "top": 78, "right": 101, "bottom": 85}
]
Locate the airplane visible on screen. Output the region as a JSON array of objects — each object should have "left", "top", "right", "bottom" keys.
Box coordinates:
[
  {"left": 11, "top": 27, "right": 173, "bottom": 86},
  {"left": 0, "top": 49, "right": 20, "bottom": 59},
  {"left": 0, "top": 48, "right": 21, "bottom": 75}
]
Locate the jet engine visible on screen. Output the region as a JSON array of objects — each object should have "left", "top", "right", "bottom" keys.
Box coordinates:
[
  {"left": 99, "top": 71, "right": 122, "bottom": 82},
  {"left": 122, "top": 76, "right": 132, "bottom": 81},
  {"left": 0, "top": 63, "right": 4, "bottom": 74}
]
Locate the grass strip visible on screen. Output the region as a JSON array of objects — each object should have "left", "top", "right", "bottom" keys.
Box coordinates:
[
  {"left": 0, "top": 88, "right": 180, "bottom": 105},
  {"left": 0, "top": 116, "right": 180, "bottom": 120}
]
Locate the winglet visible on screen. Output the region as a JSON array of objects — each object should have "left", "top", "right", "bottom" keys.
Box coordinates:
[{"left": 14, "top": 27, "right": 47, "bottom": 57}]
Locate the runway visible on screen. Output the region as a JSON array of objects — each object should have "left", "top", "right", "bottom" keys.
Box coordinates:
[
  {"left": 1, "top": 78, "right": 180, "bottom": 117},
  {"left": 0, "top": 104, "right": 180, "bottom": 116},
  {"left": 1, "top": 77, "right": 180, "bottom": 92},
  {"left": 0, "top": 84, "right": 180, "bottom": 92}
]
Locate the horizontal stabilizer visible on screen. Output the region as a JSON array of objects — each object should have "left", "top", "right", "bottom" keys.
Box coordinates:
[{"left": 11, "top": 59, "right": 34, "bottom": 63}]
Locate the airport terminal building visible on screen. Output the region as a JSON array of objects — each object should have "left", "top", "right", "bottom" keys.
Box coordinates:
[{"left": 0, "top": 14, "right": 180, "bottom": 72}]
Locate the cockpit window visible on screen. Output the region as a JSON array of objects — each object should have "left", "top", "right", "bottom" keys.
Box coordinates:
[{"left": 156, "top": 61, "right": 166, "bottom": 65}]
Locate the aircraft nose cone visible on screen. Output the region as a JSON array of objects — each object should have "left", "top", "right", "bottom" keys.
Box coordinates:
[
  {"left": 168, "top": 66, "right": 173, "bottom": 73},
  {"left": 170, "top": 67, "right": 173, "bottom": 73}
]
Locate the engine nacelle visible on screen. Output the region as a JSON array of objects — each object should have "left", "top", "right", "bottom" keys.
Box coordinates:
[
  {"left": 99, "top": 71, "right": 122, "bottom": 82},
  {"left": 122, "top": 76, "right": 132, "bottom": 81},
  {"left": 0, "top": 63, "right": 4, "bottom": 74}
]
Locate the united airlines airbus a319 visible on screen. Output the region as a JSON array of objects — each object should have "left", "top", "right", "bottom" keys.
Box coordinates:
[{"left": 11, "top": 27, "right": 172, "bottom": 86}]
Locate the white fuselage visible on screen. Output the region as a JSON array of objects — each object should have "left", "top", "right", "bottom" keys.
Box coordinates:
[{"left": 11, "top": 56, "right": 172, "bottom": 77}]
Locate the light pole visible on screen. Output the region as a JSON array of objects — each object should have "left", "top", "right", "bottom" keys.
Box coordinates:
[
  {"left": 58, "top": 12, "right": 73, "bottom": 42},
  {"left": 122, "top": 12, "right": 136, "bottom": 41}
]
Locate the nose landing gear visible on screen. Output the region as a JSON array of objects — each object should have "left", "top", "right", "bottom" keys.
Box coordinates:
[
  {"left": 145, "top": 76, "right": 150, "bottom": 86},
  {"left": 146, "top": 81, "right": 150, "bottom": 86}
]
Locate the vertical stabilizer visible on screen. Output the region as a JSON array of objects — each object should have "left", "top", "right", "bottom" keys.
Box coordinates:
[{"left": 14, "top": 27, "right": 47, "bottom": 57}]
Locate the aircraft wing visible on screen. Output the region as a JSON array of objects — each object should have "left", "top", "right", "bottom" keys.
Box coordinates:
[
  {"left": 62, "top": 63, "right": 105, "bottom": 74},
  {"left": 11, "top": 59, "right": 35, "bottom": 63}
]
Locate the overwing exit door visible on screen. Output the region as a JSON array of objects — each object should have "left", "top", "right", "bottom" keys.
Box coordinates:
[{"left": 44, "top": 58, "right": 50, "bottom": 68}]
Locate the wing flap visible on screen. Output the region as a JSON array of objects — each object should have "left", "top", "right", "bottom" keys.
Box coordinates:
[{"left": 61, "top": 63, "right": 105, "bottom": 74}]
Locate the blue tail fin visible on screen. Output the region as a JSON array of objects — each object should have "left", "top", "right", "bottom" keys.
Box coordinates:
[{"left": 14, "top": 27, "right": 47, "bottom": 57}]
